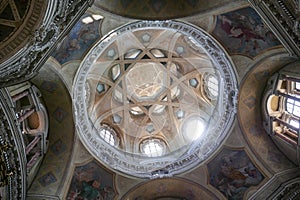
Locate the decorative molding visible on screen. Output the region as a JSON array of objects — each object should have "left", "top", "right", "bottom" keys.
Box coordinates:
[
  {"left": 0, "top": 0, "right": 94, "bottom": 88},
  {"left": 261, "top": 72, "right": 279, "bottom": 134},
  {"left": 249, "top": 168, "right": 300, "bottom": 200},
  {"left": 274, "top": 180, "right": 300, "bottom": 200},
  {"left": 0, "top": 88, "right": 27, "bottom": 200},
  {"left": 0, "top": 0, "right": 43, "bottom": 61},
  {"left": 26, "top": 194, "right": 60, "bottom": 200},
  {"left": 248, "top": 0, "right": 300, "bottom": 57}
]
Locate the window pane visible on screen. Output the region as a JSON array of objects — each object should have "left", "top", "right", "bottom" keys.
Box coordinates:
[
  {"left": 296, "top": 82, "right": 300, "bottom": 90},
  {"left": 99, "top": 127, "right": 116, "bottom": 146},
  {"left": 294, "top": 105, "right": 300, "bottom": 117},
  {"left": 141, "top": 139, "right": 165, "bottom": 157},
  {"left": 125, "top": 49, "right": 142, "bottom": 59},
  {"left": 286, "top": 98, "right": 300, "bottom": 117},
  {"left": 290, "top": 119, "right": 299, "bottom": 129},
  {"left": 204, "top": 74, "right": 219, "bottom": 100},
  {"left": 207, "top": 76, "right": 218, "bottom": 97},
  {"left": 287, "top": 98, "right": 294, "bottom": 104},
  {"left": 111, "top": 64, "right": 121, "bottom": 81}
]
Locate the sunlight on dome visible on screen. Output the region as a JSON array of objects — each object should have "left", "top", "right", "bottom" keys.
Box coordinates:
[
  {"left": 290, "top": 119, "right": 300, "bottom": 129},
  {"left": 182, "top": 116, "right": 205, "bottom": 142}
]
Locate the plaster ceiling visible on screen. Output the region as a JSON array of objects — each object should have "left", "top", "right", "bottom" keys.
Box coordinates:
[
  {"left": 12, "top": 1, "right": 298, "bottom": 199},
  {"left": 93, "top": 0, "right": 244, "bottom": 20},
  {"left": 73, "top": 20, "right": 238, "bottom": 178}
]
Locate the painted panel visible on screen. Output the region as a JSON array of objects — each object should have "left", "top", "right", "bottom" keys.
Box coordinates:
[
  {"left": 67, "top": 161, "right": 116, "bottom": 200},
  {"left": 208, "top": 148, "right": 264, "bottom": 200},
  {"left": 52, "top": 14, "right": 102, "bottom": 65},
  {"left": 213, "top": 7, "right": 281, "bottom": 58}
]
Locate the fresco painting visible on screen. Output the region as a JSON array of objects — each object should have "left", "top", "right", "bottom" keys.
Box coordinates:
[
  {"left": 213, "top": 7, "right": 281, "bottom": 57},
  {"left": 52, "top": 13, "right": 102, "bottom": 65},
  {"left": 208, "top": 148, "right": 264, "bottom": 200},
  {"left": 67, "top": 161, "right": 116, "bottom": 200}
]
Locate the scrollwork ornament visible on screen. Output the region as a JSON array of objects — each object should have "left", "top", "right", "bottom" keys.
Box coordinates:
[
  {"left": 0, "top": 0, "right": 93, "bottom": 87},
  {"left": 0, "top": 89, "right": 25, "bottom": 199}
]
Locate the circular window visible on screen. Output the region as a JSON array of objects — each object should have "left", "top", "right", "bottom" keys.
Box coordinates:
[{"left": 73, "top": 21, "right": 238, "bottom": 178}]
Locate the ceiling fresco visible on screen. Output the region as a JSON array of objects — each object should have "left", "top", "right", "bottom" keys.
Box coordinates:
[
  {"left": 212, "top": 7, "right": 282, "bottom": 58},
  {"left": 4, "top": 1, "right": 296, "bottom": 199},
  {"left": 66, "top": 160, "right": 117, "bottom": 200},
  {"left": 52, "top": 13, "right": 103, "bottom": 65},
  {"left": 24, "top": 3, "right": 296, "bottom": 199},
  {"left": 27, "top": 66, "right": 75, "bottom": 197},
  {"left": 237, "top": 52, "right": 296, "bottom": 173},
  {"left": 208, "top": 147, "right": 265, "bottom": 200}
]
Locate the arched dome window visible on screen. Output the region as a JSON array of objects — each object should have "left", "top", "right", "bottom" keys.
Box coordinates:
[
  {"left": 204, "top": 73, "right": 219, "bottom": 100},
  {"left": 140, "top": 138, "right": 166, "bottom": 157},
  {"left": 98, "top": 124, "right": 119, "bottom": 146}
]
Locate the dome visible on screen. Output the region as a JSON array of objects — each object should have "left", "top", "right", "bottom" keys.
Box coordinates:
[{"left": 73, "top": 20, "right": 238, "bottom": 178}]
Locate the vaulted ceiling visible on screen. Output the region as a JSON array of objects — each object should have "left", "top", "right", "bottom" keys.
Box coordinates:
[{"left": 1, "top": 1, "right": 300, "bottom": 200}]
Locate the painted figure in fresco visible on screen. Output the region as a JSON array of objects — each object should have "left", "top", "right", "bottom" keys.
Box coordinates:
[
  {"left": 100, "top": 186, "right": 115, "bottom": 200},
  {"left": 52, "top": 14, "right": 101, "bottom": 64},
  {"left": 210, "top": 152, "right": 263, "bottom": 200},
  {"left": 244, "top": 163, "right": 263, "bottom": 186},
  {"left": 214, "top": 7, "right": 281, "bottom": 57},
  {"left": 81, "top": 179, "right": 101, "bottom": 200},
  {"left": 219, "top": 14, "right": 265, "bottom": 54},
  {"left": 67, "top": 161, "right": 116, "bottom": 200},
  {"left": 68, "top": 180, "right": 115, "bottom": 200}
]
